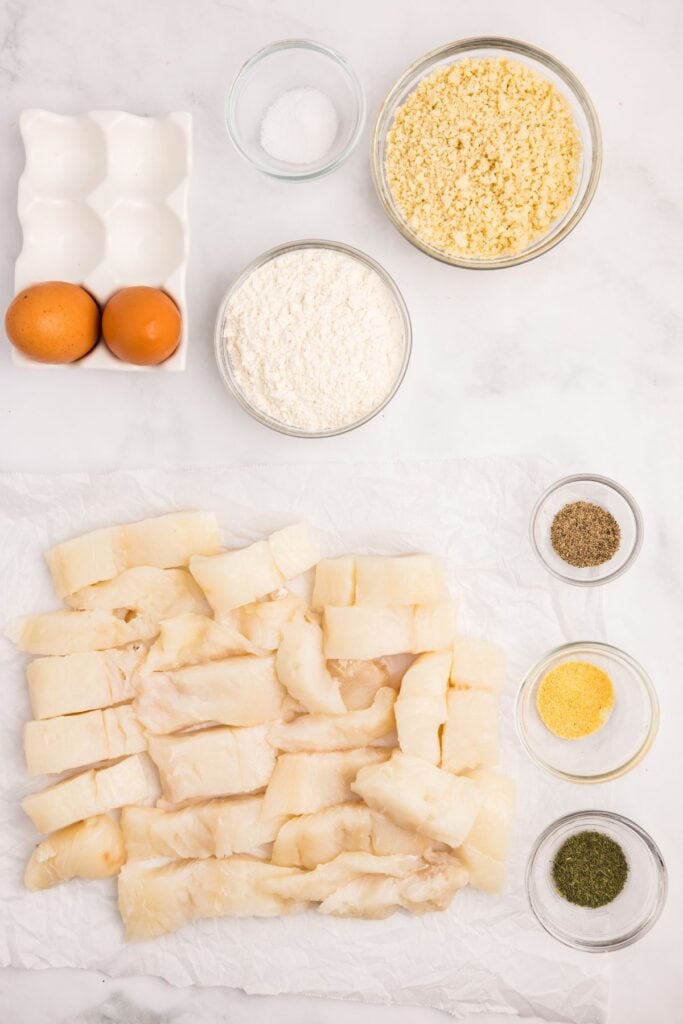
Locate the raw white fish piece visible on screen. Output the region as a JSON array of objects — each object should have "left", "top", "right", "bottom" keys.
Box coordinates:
[
  {"left": 24, "top": 814, "right": 125, "bottom": 891},
  {"left": 46, "top": 511, "right": 221, "bottom": 598},
  {"left": 451, "top": 636, "right": 506, "bottom": 691},
  {"left": 24, "top": 703, "right": 146, "bottom": 775},
  {"left": 323, "top": 606, "right": 415, "bottom": 660},
  {"left": 412, "top": 601, "right": 457, "bottom": 652},
  {"left": 329, "top": 658, "right": 396, "bottom": 711},
  {"left": 262, "top": 748, "right": 390, "bottom": 818},
  {"left": 354, "top": 555, "right": 447, "bottom": 606},
  {"left": 236, "top": 593, "right": 306, "bottom": 651},
  {"left": 323, "top": 604, "right": 457, "bottom": 660},
  {"left": 135, "top": 655, "right": 287, "bottom": 732},
  {"left": 121, "top": 795, "right": 287, "bottom": 860},
  {"left": 275, "top": 619, "right": 345, "bottom": 713},
  {"left": 268, "top": 687, "right": 396, "bottom": 752},
  {"left": 318, "top": 853, "right": 468, "bottom": 918},
  {"left": 143, "top": 613, "right": 259, "bottom": 672},
  {"left": 271, "top": 801, "right": 441, "bottom": 868},
  {"left": 67, "top": 567, "right": 210, "bottom": 621},
  {"left": 268, "top": 522, "right": 319, "bottom": 580},
  {"left": 22, "top": 753, "right": 160, "bottom": 834},
  {"left": 351, "top": 750, "right": 481, "bottom": 847},
  {"left": 457, "top": 844, "right": 506, "bottom": 894},
  {"left": 441, "top": 690, "right": 500, "bottom": 773},
  {"left": 147, "top": 724, "right": 276, "bottom": 804},
  {"left": 463, "top": 768, "right": 516, "bottom": 861},
  {"left": 118, "top": 855, "right": 306, "bottom": 941},
  {"left": 27, "top": 644, "right": 145, "bottom": 719},
  {"left": 311, "top": 557, "right": 355, "bottom": 610},
  {"left": 263, "top": 851, "right": 423, "bottom": 901},
  {"left": 190, "top": 540, "right": 282, "bottom": 615},
  {"left": 7, "top": 609, "right": 156, "bottom": 656},
  {"left": 395, "top": 651, "right": 450, "bottom": 764}
]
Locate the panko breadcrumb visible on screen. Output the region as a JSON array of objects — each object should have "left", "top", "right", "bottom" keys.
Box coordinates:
[{"left": 385, "top": 57, "right": 582, "bottom": 258}]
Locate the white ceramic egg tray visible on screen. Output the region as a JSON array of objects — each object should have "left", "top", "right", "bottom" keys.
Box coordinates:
[{"left": 14, "top": 109, "right": 192, "bottom": 371}]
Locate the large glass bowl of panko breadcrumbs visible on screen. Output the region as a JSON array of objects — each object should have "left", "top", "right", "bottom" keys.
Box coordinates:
[{"left": 372, "top": 37, "right": 602, "bottom": 268}]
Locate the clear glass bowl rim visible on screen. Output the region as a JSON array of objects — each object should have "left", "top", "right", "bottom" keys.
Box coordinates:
[
  {"left": 529, "top": 472, "right": 644, "bottom": 586},
  {"left": 515, "top": 640, "right": 659, "bottom": 783},
  {"left": 214, "top": 238, "right": 413, "bottom": 437},
  {"left": 526, "top": 809, "right": 668, "bottom": 952},
  {"left": 225, "top": 38, "right": 366, "bottom": 181},
  {"left": 371, "top": 35, "right": 603, "bottom": 269}
]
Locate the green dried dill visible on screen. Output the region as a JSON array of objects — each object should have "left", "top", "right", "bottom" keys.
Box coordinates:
[{"left": 552, "top": 830, "right": 628, "bottom": 908}]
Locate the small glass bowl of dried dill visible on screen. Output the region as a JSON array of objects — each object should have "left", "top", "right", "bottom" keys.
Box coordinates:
[
  {"left": 526, "top": 810, "right": 667, "bottom": 952},
  {"left": 530, "top": 474, "right": 643, "bottom": 586}
]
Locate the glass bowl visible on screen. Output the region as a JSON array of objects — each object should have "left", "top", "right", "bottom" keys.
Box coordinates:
[
  {"left": 372, "top": 37, "right": 602, "bottom": 269},
  {"left": 516, "top": 642, "right": 658, "bottom": 783},
  {"left": 530, "top": 474, "right": 643, "bottom": 586},
  {"left": 226, "top": 39, "right": 365, "bottom": 181},
  {"left": 214, "top": 239, "right": 412, "bottom": 437},
  {"left": 527, "top": 810, "right": 667, "bottom": 952}
]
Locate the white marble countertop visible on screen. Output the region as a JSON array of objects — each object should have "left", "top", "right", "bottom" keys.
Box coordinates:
[{"left": 0, "top": 0, "right": 680, "bottom": 1021}]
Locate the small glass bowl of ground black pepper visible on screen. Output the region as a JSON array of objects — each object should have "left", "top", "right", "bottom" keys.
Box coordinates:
[
  {"left": 527, "top": 810, "right": 667, "bottom": 951},
  {"left": 530, "top": 474, "right": 643, "bottom": 585},
  {"left": 516, "top": 642, "right": 659, "bottom": 783}
]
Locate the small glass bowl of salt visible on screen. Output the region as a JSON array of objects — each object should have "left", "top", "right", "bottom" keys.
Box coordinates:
[{"left": 226, "top": 39, "right": 365, "bottom": 181}]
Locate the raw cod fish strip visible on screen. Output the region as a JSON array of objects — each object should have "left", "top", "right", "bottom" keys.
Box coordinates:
[
  {"left": 189, "top": 522, "right": 318, "bottom": 615},
  {"left": 143, "top": 612, "right": 259, "bottom": 672},
  {"left": 271, "top": 801, "right": 442, "bottom": 869},
  {"left": 46, "top": 511, "right": 221, "bottom": 598},
  {"left": 121, "top": 795, "right": 287, "bottom": 860},
  {"left": 24, "top": 703, "right": 146, "bottom": 775},
  {"left": 118, "top": 855, "right": 307, "bottom": 941},
  {"left": 395, "top": 651, "right": 450, "bottom": 764},
  {"left": 24, "top": 814, "right": 125, "bottom": 891},
  {"left": 147, "top": 724, "right": 276, "bottom": 804},
  {"left": 135, "top": 655, "right": 288, "bottom": 733},
  {"left": 323, "top": 602, "right": 457, "bottom": 660},
  {"left": 26, "top": 644, "right": 144, "bottom": 720},
  {"left": 354, "top": 555, "right": 448, "bottom": 606},
  {"left": 318, "top": 853, "right": 469, "bottom": 918},
  {"left": 351, "top": 750, "right": 482, "bottom": 848},
  {"left": 311, "top": 556, "right": 356, "bottom": 610},
  {"left": 66, "top": 567, "right": 211, "bottom": 621},
  {"left": 275, "top": 618, "right": 345, "bottom": 714},
  {"left": 268, "top": 687, "right": 396, "bottom": 752},
  {"left": 6, "top": 609, "right": 157, "bottom": 656},
  {"left": 262, "top": 748, "right": 390, "bottom": 818},
  {"left": 451, "top": 636, "right": 506, "bottom": 691},
  {"left": 262, "top": 851, "right": 425, "bottom": 901},
  {"left": 441, "top": 689, "right": 500, "bottom": 773},
  {"left": 21, "top": 753, "right": 160, "bottom": 834}
]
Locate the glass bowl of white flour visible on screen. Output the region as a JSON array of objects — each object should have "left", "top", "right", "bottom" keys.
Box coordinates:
[
  {"left": 214, "top": 240, "right": 412, "bottom": 437},
  {"left": 226, "top": 40, "right": 365, "bottom": 181}
]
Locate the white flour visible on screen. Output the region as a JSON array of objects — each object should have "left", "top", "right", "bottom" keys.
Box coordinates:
[{"left": 224, "top": 248, "right": 405, "bottom": 432}]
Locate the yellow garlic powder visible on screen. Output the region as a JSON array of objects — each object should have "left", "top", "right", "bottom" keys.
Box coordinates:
[
  {"left": 536, "top": 661, "right": 614, "bottom": 740},
  {"left": 385, "top": 57, "right": 582, "bottom": 258}
]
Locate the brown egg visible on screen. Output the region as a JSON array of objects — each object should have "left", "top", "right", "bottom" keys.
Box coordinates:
[
  {"left": 102, "top": 287, "right": 181, "bottom": 366},
  {"left": 5, "top": 281, "right": 100, "bottom": 363}
]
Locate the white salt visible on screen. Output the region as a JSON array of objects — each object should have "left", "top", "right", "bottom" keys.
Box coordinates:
[{"left": 259, "top": 87, "right": 339, "bottom": 165}]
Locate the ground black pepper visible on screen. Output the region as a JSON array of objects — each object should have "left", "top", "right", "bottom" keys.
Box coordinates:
[
  {"left": 552, "top": 830, "right": 628, "bottom": 908},
  {"left": 550, "top": 501, "right": 621, "bottom": 568}
]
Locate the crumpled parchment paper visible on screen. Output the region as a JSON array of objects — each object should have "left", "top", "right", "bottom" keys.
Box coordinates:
[{"left": 0, "top": 459, "right": 609, "bottom": 1022}]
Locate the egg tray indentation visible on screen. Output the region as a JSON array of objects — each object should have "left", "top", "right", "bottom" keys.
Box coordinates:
[{"left": 14, "top": 109, "right": 192, "bottom": 372}]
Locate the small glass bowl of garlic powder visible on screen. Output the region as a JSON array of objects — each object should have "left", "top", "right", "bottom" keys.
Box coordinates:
[
  {"left": 515, "top": 642, "right": 659, "bottom": 783},
  {"left": 226, "top": 39, "right": 365, "bottom": 180},
  {"left": 214, "top": 240, "right": 411, "bottom": 437}
]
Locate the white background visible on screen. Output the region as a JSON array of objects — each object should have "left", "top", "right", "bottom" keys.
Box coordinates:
[{"left": 0, "top": 0, "right": 680, "bottom": 1021}]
